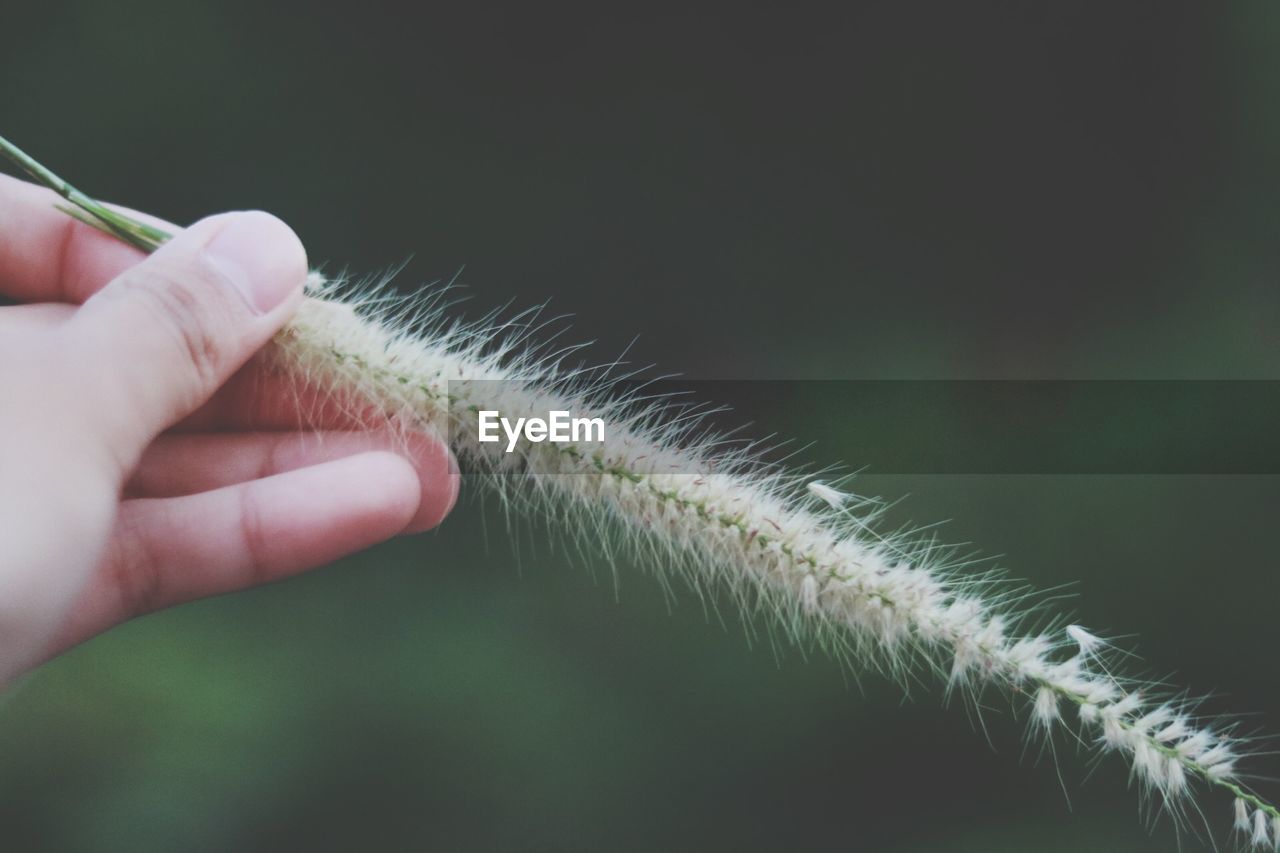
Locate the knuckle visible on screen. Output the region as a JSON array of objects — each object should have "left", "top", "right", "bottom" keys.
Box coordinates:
[
  {"left": 107, "top": 506, "right": 166, "bottom": 620},
  {"left": 117, "top": 257, "right": 236, "bottom": 393},
  {"left": 238, "top": 484, "right": 275, "bottom": 587}
]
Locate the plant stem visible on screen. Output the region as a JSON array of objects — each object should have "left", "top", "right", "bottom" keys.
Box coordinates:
[{"left": 0, "top": 133, "right": 171, "bottom": 253}]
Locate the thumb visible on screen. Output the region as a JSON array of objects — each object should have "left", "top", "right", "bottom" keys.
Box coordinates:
[{"left": 67, "top": 211, "right": 307, "bottom": 472}]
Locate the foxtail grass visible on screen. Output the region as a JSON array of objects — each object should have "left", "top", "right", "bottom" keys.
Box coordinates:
[{"left": 3, "top": 134, "right": 1275, "bottom": 849}]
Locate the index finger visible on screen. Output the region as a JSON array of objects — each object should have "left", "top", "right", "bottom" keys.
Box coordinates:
[{"left": 0, "top": 171, "right": 178, "bottom": 304}]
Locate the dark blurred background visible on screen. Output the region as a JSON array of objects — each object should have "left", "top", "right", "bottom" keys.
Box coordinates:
[{"left": 2, "top": 3, "right": 1278, "bottom": 851}]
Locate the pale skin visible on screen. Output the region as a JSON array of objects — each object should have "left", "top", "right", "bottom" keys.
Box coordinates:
[{"left": 0, "top": 173, "right": 460, "bottom": 682}]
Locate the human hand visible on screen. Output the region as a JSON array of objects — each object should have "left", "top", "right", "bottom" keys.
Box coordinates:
[{"left": 0, "top": 173, "right": 459, "bottom": 683}]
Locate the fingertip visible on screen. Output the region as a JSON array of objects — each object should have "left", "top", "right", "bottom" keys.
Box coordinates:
[
  {"left": 347, "top": 450, "right": 423, "bottom": 534},
  {"left": 199, "top": 210, "right": 308, "bottom": 316},
  {"left": 398, "top": 432, "right": 461, "bottom": 534}
]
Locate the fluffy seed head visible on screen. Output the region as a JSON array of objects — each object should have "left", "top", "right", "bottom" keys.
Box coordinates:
[
  {"left": 1066, "top": 624, "right": 1103, "bottom": 657},
  {"left": 1033, "top": 686, "right": 1059, "bottom": 729},
  {"left": 1254, "top": 809, "right": 1270, "bottom": 848},
  {"left": 806, "top": 480, "right": 848, "bottom": 509},
  {"left": 800, "top": 573, "right": 820, "bottom": 616},
  {"left": 271, "top": 281, "right": 1279, "bottom": 851}
]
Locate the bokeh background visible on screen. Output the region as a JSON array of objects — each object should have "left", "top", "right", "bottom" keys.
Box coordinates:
[{"left": 2, "top": 3, "right": 1279, "bottom": 850}]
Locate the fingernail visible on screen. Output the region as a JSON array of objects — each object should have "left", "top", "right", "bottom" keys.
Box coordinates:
[
  {"left": 205, "top": 211, "right": 307, "bottom": 314},
  {"left": 444, "top": 452, "right": 461, "bottom": 516}
]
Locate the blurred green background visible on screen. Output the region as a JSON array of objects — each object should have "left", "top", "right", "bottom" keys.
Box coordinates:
[{"left": 2, "top": 3, "right": 1279, "bottom": 850}]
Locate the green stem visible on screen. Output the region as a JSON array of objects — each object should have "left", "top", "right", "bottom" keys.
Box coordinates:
[{"left": 0, "top": 133, "right": 172, "bottom": 253}]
